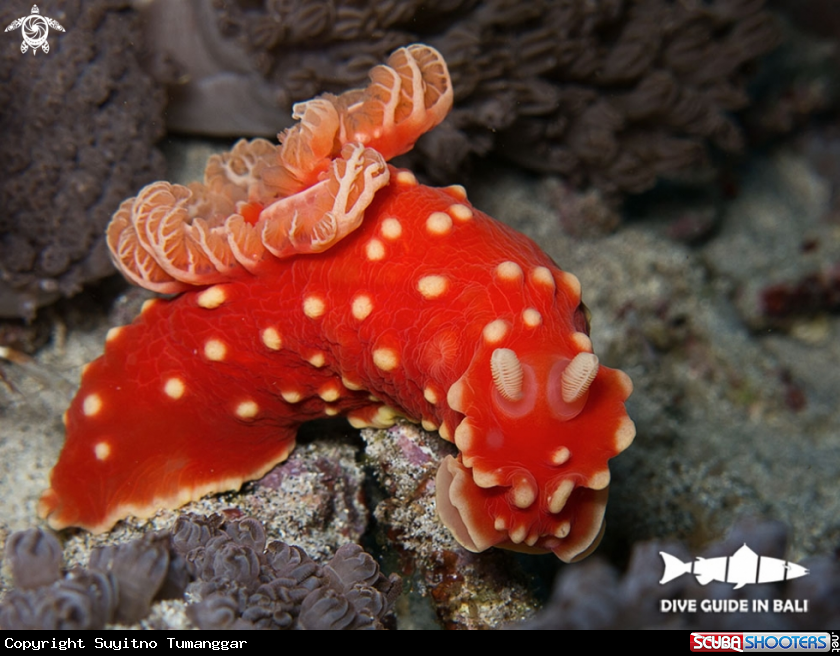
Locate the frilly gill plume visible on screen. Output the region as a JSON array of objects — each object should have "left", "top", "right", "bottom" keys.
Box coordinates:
[{"left": 106, "top": 44, "right": 453, "bottom": 294}]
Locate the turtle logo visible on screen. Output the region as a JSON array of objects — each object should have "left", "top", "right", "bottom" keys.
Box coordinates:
[{"left": 4, "top": 5, "right": 65, "bottom": 55}]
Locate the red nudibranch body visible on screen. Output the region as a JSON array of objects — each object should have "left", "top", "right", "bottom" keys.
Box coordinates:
[{"left": 39, "top": 45, "right": 635, "bottom": 562}]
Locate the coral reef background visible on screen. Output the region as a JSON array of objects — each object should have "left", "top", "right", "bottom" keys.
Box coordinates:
[{"left": 144, "top": 0, "right": 781, "bottom": 192}]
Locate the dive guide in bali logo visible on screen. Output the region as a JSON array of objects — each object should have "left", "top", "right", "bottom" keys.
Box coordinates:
[
  {"left": 4, "top": 5, "right": 65, "bottom": 55},
  {"left": 661, "top": 544, "right": 809, "bottom": 589},
  {"left": 659, "top": 544, "right": 812, "bottom": 615}
]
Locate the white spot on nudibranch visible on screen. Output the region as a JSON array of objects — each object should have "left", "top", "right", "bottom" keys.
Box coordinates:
[
  {"left": 347, "top": 414, "right": 370, "bottom": 429},
  {"left": 550, "top": 446, "right": 571, "bottom": 466},
  {"left": 423, "top": 386, "right": 438, "bottom": 405},
  {"left": 616, "top": 370, "right": 635, "bottom": 400},
  {"left": 303, "top": 296, "right": 326, "bottom": 319},
  {"left": 319, "top": 385, "right": 340, "bottom": 402},
  {"left": 473, "top": 468, "right": 504, "bottom": 488},
  {"left": 548, "top": 479, "right": 575, "bottom": 514},
  {"left": 106, "top": 326, "right": 123, "bottom": 342},
  {"left": 261, "top": 327, "right": 282, "bottom": 350},
  {"left": 307, "top": 352, "right": 326, "bottom": 368},
  {"left": 615, "top": 416, "right": 636, "bottom": 450},
  {"left": 281, "top": 390, "right": 302, "bottom": 403},
  {"left": 558, "top": 270, "right": 582, "bottom": 299},
  {"left": 371, "top": 405, "right": 398, "bottom": 428},
  {"left": 509, "top": 524, "right": 528, "bottom": 545},
  {"left": 531, "top": 266, "right": 555, "bottom": 290},
  {"left": 380, "top": 218, "right": 402, "bottom": 240},
  {"left": 446, "top": 379, "right": 465, "bottom": 413},
  {"left": 554, "top": 521, "right": 571, "bottom": 539},
  {"left": 141, "top": 299, "right": 159, "bottom": 315},
  {"left": 482, "top": 319, "right": 510, "bottom": 344},
  {"left": 454, "top": 419, "right": 474, "bottom": 452},
  {"left": 425, "top": 211, "right": 452, "bottom": 236},
  {"left": 511, "top": 473, "right": 537, "bottom": 509},
  {"left": 341, "top": 375, "right": 363, "bottom": 391},
  {"left": 372, "top": 347, "right": 399, "bottom": 371},
  {"left": 513, "top": 485, "right": 536, "bottom": 510},
  {"left": 352, "top": 294, "right": 373, "bottom": 321},
  {"left": 571, "top": 332, "right": 593, "bottom": 352},
  {"left": 495, "top": 261, "right": 523, "bottom": 282},
  {"left": 589, "top": 470, "right": 611, "bottom": 490},
  {"left": 204, "top": 339, "right": 227, "bottom": 362},
  {"left": 197, "top": 285, "right": 226, "bottom": 309},
  {"left": 235, "top": 400, "right": 259, "bottom": 419},
  {"left": 445, "top": 184, "right": 467, "bottom": 200},
  {"left": 421, "top": 419, "right": 438, "bottom": 431},
  {"left": 366, "top": 239, "right": 385, "bottom": 261},
  {"left": 83, "top": 394, "right": 102, "bottom": 417},
  {"left": 164, "top": 377, "right": 185, "bottom": 400},
  {"left": 417, "top": 275, "right": 448, "bottom": 299},
  {"left": 522, "top": 308, "right": 542, "bottom": 327},
  {"left": 396, "top": 171, "right": 417, "bottom": 186},
  {"left": 94, "top": 441, "right": 111, "bottom": 461},
  {"left": 448, "top": 203, "right": 472, "bottom": 221}
]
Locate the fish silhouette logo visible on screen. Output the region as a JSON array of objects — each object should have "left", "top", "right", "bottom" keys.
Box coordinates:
[
  {"left": 5, "top": 5, "right": 65, "bottom": 55},
  {"left": 660, "top": 544, "right": 809, "bottom": 589}
]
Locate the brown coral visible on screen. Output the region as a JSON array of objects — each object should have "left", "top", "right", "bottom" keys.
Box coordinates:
[
  {"left": 0, "top": 0, "right": 165, "bottom": 319},
  {"left": 144, "top": 0, "right": 780, "bottom": 196}
]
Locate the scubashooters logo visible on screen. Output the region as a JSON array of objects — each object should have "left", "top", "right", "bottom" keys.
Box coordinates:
[
  {"left": 659, "top": 544, "right": 811, "bottom": 615},
  {"left": 689, "top": 632, "right": 833, "bottom": 653},
  {"left": 4, "top": 5, "right": 65, "bottom": 55}
]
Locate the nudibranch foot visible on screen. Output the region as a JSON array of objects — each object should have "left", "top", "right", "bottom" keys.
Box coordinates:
[
  {"left": 436, "top": 456, "right": 611, "bottom": 562},
  {"left": 37, "top": 292, "right": 383, "bottom": 533}
]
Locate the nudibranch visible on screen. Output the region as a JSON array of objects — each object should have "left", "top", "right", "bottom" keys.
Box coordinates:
[{"left": 39, "top": 45, "right": 635, "bottom": 562}]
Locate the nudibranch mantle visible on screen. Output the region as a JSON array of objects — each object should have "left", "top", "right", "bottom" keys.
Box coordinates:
[{"left": 39, "top": 45, "right": 635, "bottom": 562}]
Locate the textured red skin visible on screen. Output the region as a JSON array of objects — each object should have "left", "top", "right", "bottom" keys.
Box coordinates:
[{"left": 40, "top": 168, "right": 632, "bottom": 559}]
